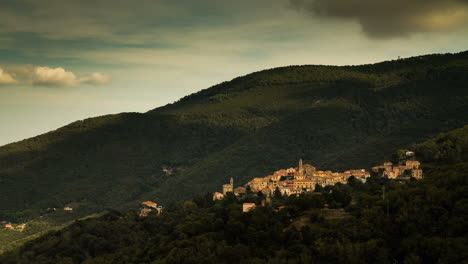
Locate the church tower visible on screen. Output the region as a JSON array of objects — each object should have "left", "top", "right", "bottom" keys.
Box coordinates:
[
  {"left": 299, "top": 159, "right": 303, "bottom": 174},
  {"left": 223, "top": 177, "right": 234, "bottom": 195}
]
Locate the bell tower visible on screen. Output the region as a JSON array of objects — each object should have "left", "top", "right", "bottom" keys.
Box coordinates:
[
  {"left": 299, "top": 159, "right": 303, "bottom": 174},
  {"left": 223, "top": 177, "right": 234, "bottom": 195}
]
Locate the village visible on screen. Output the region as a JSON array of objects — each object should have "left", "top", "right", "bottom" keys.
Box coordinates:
[
  {"left": 213, "top": 151, "right": 423, "bottom": 212},
  {"left": 3, "top": 152, "right": 423, "bottom": 227}
]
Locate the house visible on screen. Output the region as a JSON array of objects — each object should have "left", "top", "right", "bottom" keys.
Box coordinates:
[
  {"left": 398, "top": 166, "right": 408, "bottom": 174},
  {"left": 139, "top": 208, "right": 152, "bottom": 217},
  {"left": 234, "top": 187, "right": 246, "bottom": 196},
  {"left": 268, "top": 174, "right": 282, "bottom": 181},
  {"left": 348, "top": 169, "right": 369, "bottom": 179},
  {"left": 293, "top": 179, "right": 315, "bottom": 190},
  {"left": 384, "top": 170, "right": 397, "bottom": 179},
  {"left": 273, "top": 169, "right": 288, "bottom": 177},
  {"left": 411, "top": 169, "right": 423, "bottom": 179},
  {"left": 213, "top": 192, "right": 224, "bottom": 200},
  {"left": 406, "top": 160, "right": 420, "bottom": 169},
  {"left": 63, "top": 207, "right": 73, "bottom": 211},
  {"left": 286, "top": 168, "right": 296, "bottom": 176},
  {"left": 243, "top": 203, "right": 256, "bottom": 213},
  {"left": 141, "top": 201, "right": 158, "bottom": 209},
  {"left": 16, "top": 224, "right": 26, "bottom": 232},
  {"left": 162, "top": 167, "right": 173, "bottom": 175},
  {"left": 5, "top": 223, "right": 14, "bottom": 230},
  {"left": 278, "top": 186, "right": 302, "bottom": 196},
  {"left": 294, "top": 174, "right": 306, "bottom": 180},
  {"left": 140, "top": 201, "right": 159, "bottom": 217},
  {"left": 247, "top": 177, "right": 268, "bottom": 191}
]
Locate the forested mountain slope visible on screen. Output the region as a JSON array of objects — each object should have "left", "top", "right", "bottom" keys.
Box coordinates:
[
  {"left": 1, "top": 126, "right": 467, "bottom": 264},
  {"left": 1, "top": 51, "right": 468, "bottom": 221}
]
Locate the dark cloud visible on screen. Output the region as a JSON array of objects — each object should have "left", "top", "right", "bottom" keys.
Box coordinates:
[
  {"left": 0, "top": 0, "right": 281, "bottom": 42},
  {"left": 290, "top": 0, "right": 468, "bottom": 38}
]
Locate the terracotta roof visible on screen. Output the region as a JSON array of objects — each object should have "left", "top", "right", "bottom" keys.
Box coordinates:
[
  {"left": 252, "top": 177, "right": 266, "bottom": 182},
  {"left": 142, "top": 201, "right": 157, "bottom": 208},
  {"left": 293, "top": 179, "right": 313, "bottom": 182}
]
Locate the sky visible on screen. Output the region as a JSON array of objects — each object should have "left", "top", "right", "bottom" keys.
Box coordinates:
[{"left": 1, "top": 0, "right": 468, "bottom": 146}]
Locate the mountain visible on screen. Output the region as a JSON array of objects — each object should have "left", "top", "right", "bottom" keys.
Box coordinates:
[
  {"left": 1, "top": 126, "right": 467, "bottom": 264},
  {"left": 1, "top": 51, "right": 468, "bottom": 221}
]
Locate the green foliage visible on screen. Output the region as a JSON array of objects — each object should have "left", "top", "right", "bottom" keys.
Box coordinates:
[
  {"left": 2, "top": 143, "right": 467, "bottom": 264},
  {"left": 392, "top": 149, "right": 409, "bottom": 164},
  {"left": 0, "top": 51, "right": 468, "bottom": 246},
  {"left": 416, "top": 125, "right": 468, "bottom": 164}
]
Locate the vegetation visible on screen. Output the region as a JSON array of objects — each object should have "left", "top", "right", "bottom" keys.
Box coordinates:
[
  {"left": 1, "top": 125, "right": 467, "bottom": 263},
  {"left": 0, "top": 213, "right": 104, "bottom": 254},
  {"left": 1, "top": 50, "right": 468, "bottom": 228}
]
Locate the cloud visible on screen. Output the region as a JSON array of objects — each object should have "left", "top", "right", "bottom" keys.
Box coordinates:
[
  {"left": 0, "top": 65, "right": 110, "bottom": 87},
  {"left": 32, "top": 66, "right": 79, "bottom": 87},
  {"left": 290, "top": 0, "right": 468, "bottom": 38},
  {"left": 0, "top": 68, "right": 17, "bottom": 84},
  {"left": 80, "top": 72, "right": 110, "bottom": 85},
  {"left": 0, "top": 0, "right": 283, "bottom": 45}
]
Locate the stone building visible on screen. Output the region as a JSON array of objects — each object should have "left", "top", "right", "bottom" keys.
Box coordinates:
[
  {"left": 293, "top": 179, "right": 315, "bottom": 191},
  {"left": 139, "top": 201, "right": 159, "bottom": 217},
  {"left": 303, "top": 164, "right": 316, "bottom": 177},
  {"left": 234, "top": 187, "right": 246, "bottom": 196},
  {"left": 213, "top": 192, "right": 224, "bottom": 200},
  {"left": 411, "top": 169, "right": 423, "bottom": 179},
  {"left": 222, "top": 177, "right": 234, "bottom": 195},
  {"left": 406, "top": 160, "right": 420, "bottom": 169},
  {"left": 243, "top": 203, "right": 256, "bottom": 213}
]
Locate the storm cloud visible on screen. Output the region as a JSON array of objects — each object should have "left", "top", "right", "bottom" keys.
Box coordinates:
[{"left": 290, "top": 0, "right": 468, "bottom": 37}]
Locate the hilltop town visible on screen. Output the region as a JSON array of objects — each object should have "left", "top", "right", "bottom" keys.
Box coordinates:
[
  {"left": 213, "top": 151, "right": 423, "bottom": 209},
  {"left": 3, "top": 152, "right": 423, "bottom": 230}
]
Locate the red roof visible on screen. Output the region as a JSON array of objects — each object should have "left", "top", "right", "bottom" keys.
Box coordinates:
[
  {"left": 142, "top": 201, "right": 157, "bottom": 208},
  {"left": 293, "top": 179, "right": 313, "bottom": 182}
]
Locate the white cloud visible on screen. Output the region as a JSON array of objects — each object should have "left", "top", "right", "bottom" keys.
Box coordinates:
[
  {"left": 0, "top": 68, "right": 17, "bottom": 84},
  {"left": 1, "top": 66, "right": 110, "bottom": 87},
  {"left": 32, "top": 66, "right": 79, "bottom": 87},
  {"left": 80, "top": 72, "right": 110, "bottom": 85}
]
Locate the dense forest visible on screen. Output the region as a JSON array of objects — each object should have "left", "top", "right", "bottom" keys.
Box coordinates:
[
  {"left": 1, "top": 51, "right": 468, "bottom": 226},
  {"left": 1, "top": 126, "right": 467, "bottom": 263}
]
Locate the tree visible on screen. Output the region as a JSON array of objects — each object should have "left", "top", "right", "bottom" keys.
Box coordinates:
[
  {"left": 392, "top": 149, "right": 408, "bottom": 165},
  {"left": 273, "top": 187, "right": 282, "bottom": 199},
  {"left": 314, "top": 184, "right": 324, "bottom": 193}
]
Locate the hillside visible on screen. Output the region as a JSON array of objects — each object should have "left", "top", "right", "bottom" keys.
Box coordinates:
[
  {"left": 1, "top": 126, "right": 467, "bottom": 264},
  {"left": 1, "top": 51, "right": 468, "bottom": 222}
]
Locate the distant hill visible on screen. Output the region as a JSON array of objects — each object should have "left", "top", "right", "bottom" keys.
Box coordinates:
[{"left": 1, "top": 51, "right": 468, "bottom": 221}]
